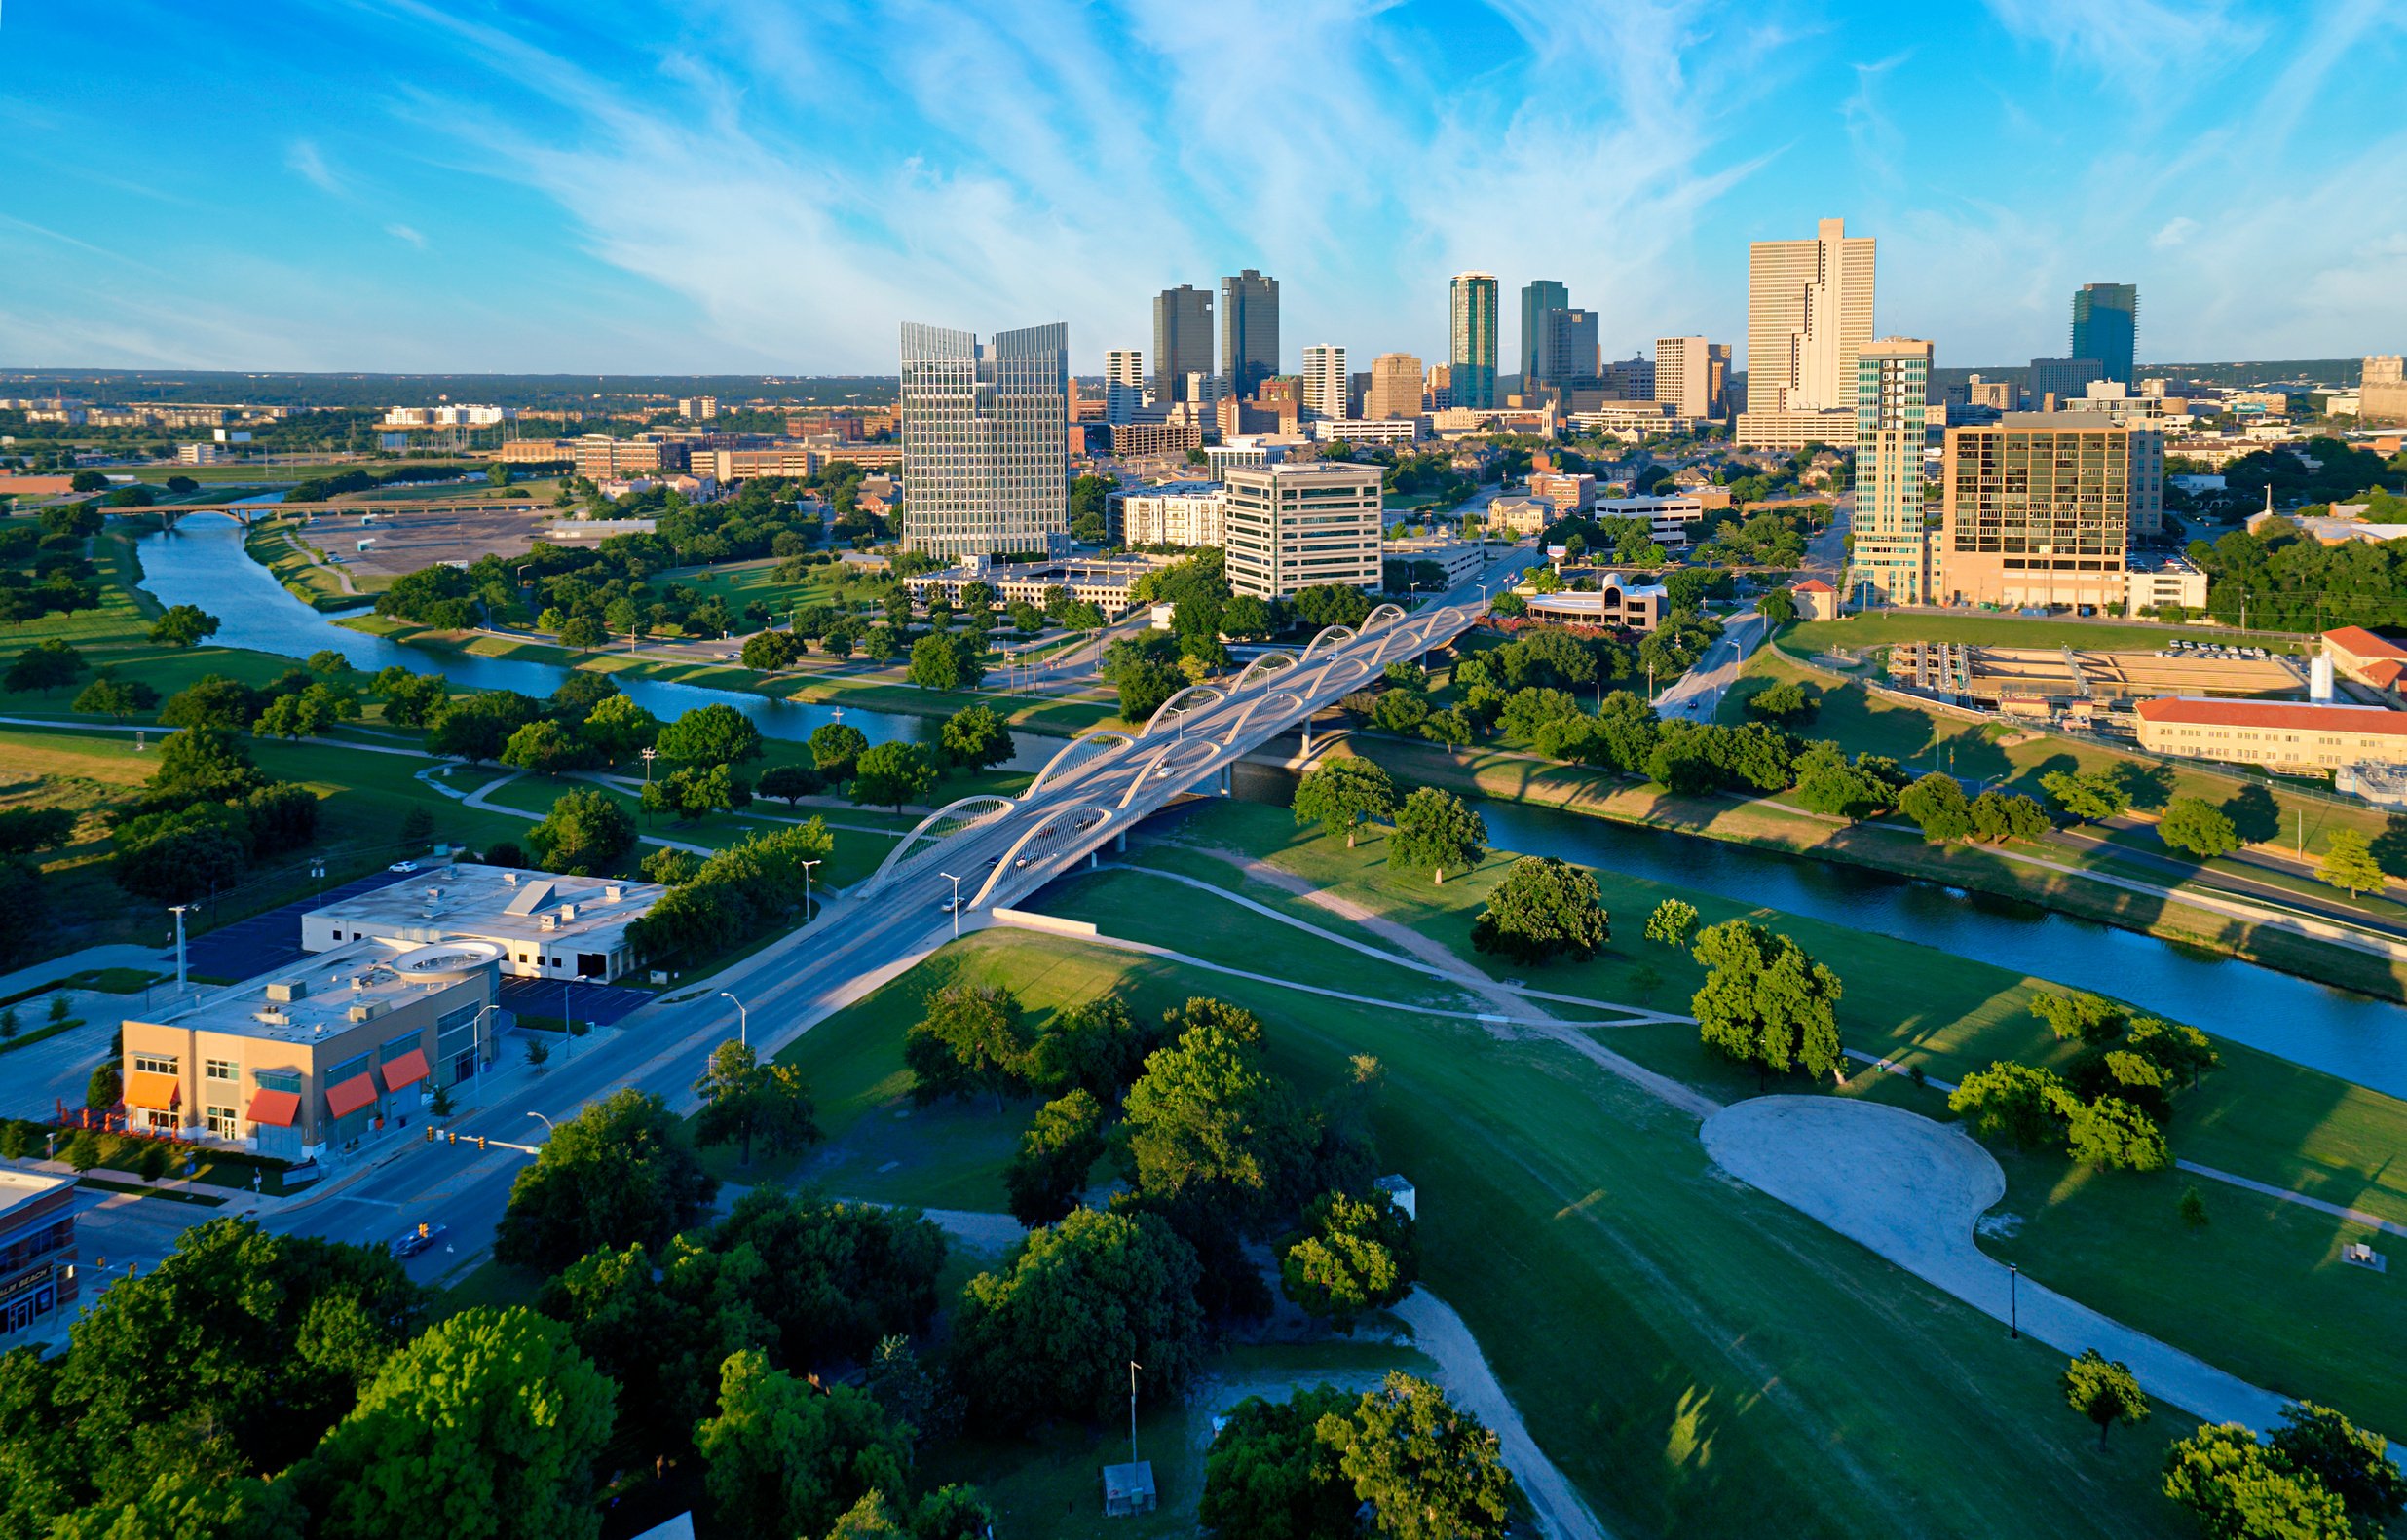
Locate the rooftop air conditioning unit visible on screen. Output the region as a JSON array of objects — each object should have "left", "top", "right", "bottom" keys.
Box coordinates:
[
  {"left": 266, "top": 979, "right": 308, "bottom": 1002},
  {"left": 604, "top": 885, "right": 623, "bottom": 903},
  {"left": 539, "top": 914, "right": 558, "bottom": 931},
  {"left": 348, "top": 1001, "right": 386, "bottom": 1023},
  {"left": 253, "top": 1009, "right": 289, "bottom": 1026},
  {"left": 352, "top": 976, "right": 366, "bottom": 992},
  {"left": 557, "top": 904, "right": 577, "bottom": 922},
  {"left": 503, "top": 871, "right": 519, "bottom": 886}
]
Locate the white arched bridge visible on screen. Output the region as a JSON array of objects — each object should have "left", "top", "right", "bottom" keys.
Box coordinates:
[{"left": 858, "top": 597, "right": 1487, "bottom": 917}]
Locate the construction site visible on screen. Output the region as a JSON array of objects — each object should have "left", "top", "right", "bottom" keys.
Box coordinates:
[{"left": 1886, "top": 641, "right": 2307, "bottom": 723}]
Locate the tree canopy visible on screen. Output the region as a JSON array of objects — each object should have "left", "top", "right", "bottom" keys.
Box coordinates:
[
  {"left": 1470, "top": 855, "right": 1608, "bottom": 964},
  {"left": 494, "top": 1088, "right": 720, "bottom": 1271},
  {"left": 1689, "top": 920, "right": 1844, "bottom": 1085}
]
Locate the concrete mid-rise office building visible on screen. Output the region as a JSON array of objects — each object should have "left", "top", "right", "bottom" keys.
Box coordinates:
[
  {"left": 1108, "top": 481, "right": 1226, "bottom": 547},
  {"left": 1220, "top": 270, "right": 1280, "bottom": 398},
  {"left": 303, "top": 864, "right": 666, "bottom": 983},
  {"left": 1938, "top": 413, "right": 2163, "bottom": 611},
  {"left": 1222, "top": 462, "right": 1384, "bottom": 599},
  {"left": 2071, "top": 283, "right": 2139, "bottom": 386},
  {"left": 2028, "top": 357, "right": 2105, "bottom": 408},
  {"left": 1300, "top": 345, "right": 1349, "bottom": 422},
  {"left": 899, "top": 319, "right": 1071, "bottom": 559},
  {"left": 1366, "top": 352, "right": 1424, "bottom": 420},
  {"left": 1747, "top": 217, "right": 1875, "bottom": 412},
  {"left": 1449, "top": 273, "right": 1500, "bottom": 409},
  {"left": 1151, "top": 286, "right": 1214, "bottom": 403},
  {"left": 1655, "top": 336, "right": 1731, "bottom": 421},
  {"left": 1849, "top": 337, "right": 1936, "bottom": 606}
]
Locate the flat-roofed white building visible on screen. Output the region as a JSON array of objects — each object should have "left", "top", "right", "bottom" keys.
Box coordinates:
[
  {"left": 302, "top": 864, "right": 665, "bottom": 983},
  {"left": 1383, "top": 538, "right": 1486, "bottom": 588},
  {"left": 1108, "top": 481, "right": 1225, "bottom": 546},
  {"left": 1223, "top": 463, "right": 1383, "bottom": 599},
  {"left": 1593, "top": 493, "right": 1715, "bottom": 548},
  {"left": 1309, "top": 417, "right": 1428, "bottom": 445},
  {"left": 1735, "top": 407, "right": 1856, "bottom": 449}
]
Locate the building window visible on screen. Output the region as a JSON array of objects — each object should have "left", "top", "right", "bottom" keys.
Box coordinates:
[
  {"left": 207, "top": 1105, "right": 240, "bottom": 1138},
  {"left": 132, "top": 1053, "right": 177, "bottom": 1076},
  {"left": 205, "top": 1059, "right": 237, "bottom": 1082}
]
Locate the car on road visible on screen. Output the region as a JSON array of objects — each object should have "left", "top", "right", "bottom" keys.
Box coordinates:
[
  {"left": 940, "top": 896, "right": 962, "bottom": 912},
  {"left": 387, "top": 860, "right": 419, "bottom": 873},
  {"left": 392, "top": 1221, "right": 448, "bottom": 1258}
]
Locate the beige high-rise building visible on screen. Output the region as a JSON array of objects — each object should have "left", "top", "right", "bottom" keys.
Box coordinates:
[
  {"left": 2362, "top": 355, "right": 2407, "bottom": 425},
  {"left": 1366, "top": 353, "right": 1423, "bottom": 420},
  {"left": 1939, "top": 413, "right": 2163, "bottom": 611},
  {"left": 1655, "top": 336, "right": 1731, "bottom": 420},
  {"left": 1104, "top": 350, "right": 1145, "bottom": 389},
  {"left": 1300, "top": 345, "right": 1348, "bottom": 422},
  {"left": 1424, "top": 363, "right": 1453, "bottom": 410},
  {"left": 1747, "top": 217, "right": 1876, "bottom": 412},
  {"left": 1222, "top": 462, "right": 1383, "bottom": 599}
]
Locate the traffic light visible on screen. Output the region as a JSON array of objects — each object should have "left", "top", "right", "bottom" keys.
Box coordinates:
[
  {"left": 475, "top": 1135, "right": 487, "bottom": 1151},
  {"left": 425, "top": 1127, "right": 435, "bottom": 1144},
  {"left": 447, "top": 1131, "right": 459, "bottom": 1145}
]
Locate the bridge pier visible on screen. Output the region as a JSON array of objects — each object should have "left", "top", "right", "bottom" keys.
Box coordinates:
[
  {"left": 1217, "top": 764, "right": 1231, "bottom": 797},
  {"left": 1114, "top": 831, "right": 1126, "bottom": 853}
]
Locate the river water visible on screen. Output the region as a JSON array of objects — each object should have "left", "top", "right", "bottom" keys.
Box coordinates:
[
  {"left": 1232, "top": 766, "right": 2407, "bottom": 1098},
  {"left": 135, "top": 512, "right": 1044, "bottom": 767}
]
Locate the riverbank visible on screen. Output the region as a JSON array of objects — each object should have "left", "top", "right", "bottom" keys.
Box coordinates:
[{"left": 244, "top": 515, "right": 366, "bottom": 611}]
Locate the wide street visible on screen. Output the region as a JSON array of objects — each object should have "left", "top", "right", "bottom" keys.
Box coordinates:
[{"left": 1653, "top": 610, "right": 1765, "bottom": 722}]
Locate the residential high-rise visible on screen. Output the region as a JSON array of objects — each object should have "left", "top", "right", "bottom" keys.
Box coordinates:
[
  {"left": 1747, "top": 217, "right": 1876, "bottom": 411},
  {"left": 1519, "top": 279, "right": 1568, "bottom": 389},
  {"left": 1222, "top": 462, "right": 1384, "bottom": 599},
  {"left": 1449, "top": 273, "right": 1499, "bottom": 409},
  {"left": 898, "top": 320, "right": 1070, "bottom": 560},
  {"left": 1366, "top": 352, "right": 1424, "bottom": 419},
  {"left": 1656, "top": 336, "right": 1730, "bottom": 420},
  {"left": 1102, "top": 349, "right": 1147, "bottom": 425},
  {"left": 2364, "top": 356, "right": 2407, "bottom": 425},
  {"left": 1940, "top": 412, "right": 2163, "bottom": 611},
  {"left": 1535, "top": 309, "right": 1598, "bottom": 392},
  {"left": 1104, "top": 350, "right": 1144, "bottom": 389},
  {"left": 1847, "top": 337, "right": 1934, "bottom": 608},
  {"left": 1150, "top": 286, "right": 1213, "bottom": 403},
  {"left": 1220, "top": 269, "right": 1280, "bottom": 398},
  {"left": 2071, "top": 283, "right": 2139, "bottom": 386},
  {"left": 1300, "top": 345, "right": 1348, "bottom": 421}
]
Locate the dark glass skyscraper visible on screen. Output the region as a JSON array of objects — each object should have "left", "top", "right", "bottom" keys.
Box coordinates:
[
  {"left": 1449, "top": 273, "right": 1499, "bottom": 409},
  {"left": 1220, "top": 269, "right": 1280, "bottom": 398},
  {"left": 2071, "top": 283, "right": 2139, "bottom": 386},
  {"left": 1519, "top": 279, "right": 1567, "bottom": 388},
  {"left": 1150, "top": 284, "right": 1214, "bottom": 402}
]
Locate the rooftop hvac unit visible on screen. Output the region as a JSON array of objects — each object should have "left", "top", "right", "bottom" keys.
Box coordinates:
[
  {"left": 539, "top": 914, "right": 558, "bottom": 931},
  {"left": 266, "top": 979, "right": 309, "bottom": 1002},
  {"left": 253, "top": 1009, "right": 290, "bottom": 1026},
  {"left": 352, "top": 976, "right": 366, "bottom": 993},
  {"left": 604, "top": 884, "right": 623, "bottom": 902},
  {"left": 557, "top": 904, "right": 577, "bottom": 922},
  {"left": 348, "top": 1001, "right": 387, "bottom": 1023},
  {"left": 503, "top": 871, "right": 519, "bottom": 885}
]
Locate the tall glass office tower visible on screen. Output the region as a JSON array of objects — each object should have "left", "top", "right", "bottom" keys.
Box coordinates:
[
  {"left": 898, "top": 320, "right": 1070, "bottom": 561},
  {"left": 1847, "top": 336, "right": 1934, "bottom": 607},
  {"left": 1518, "top": 279, "right": 1567, "bottom": 390},
  {"left": 1150, "top": 285, "right": 1214, "bottom": 402},
  {"left": 1220, "top": 269, "right": 1280, "bottom": 398},
  {"left": 2071, "top": 283, "right": 2139, "bottom": 386},
  {"left": 1449, "top": 273, "right": 1499, "bottom": 409}
]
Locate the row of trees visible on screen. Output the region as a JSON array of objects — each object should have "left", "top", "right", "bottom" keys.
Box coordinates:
[
  {"left": 0, "top": 505, "right": 105, "bottom": 626},
  {"left": 109, "top": 727, "right": 320, "bottom": 903},
  {"left": 1291, "top": 760, "right": 1490, "bottom": 883},
  {"left": 1948, "top": 992, "right": 2219, "bottom": 1171}
]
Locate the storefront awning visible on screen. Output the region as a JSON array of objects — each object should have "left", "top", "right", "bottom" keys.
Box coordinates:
[
  {"left": 125, "top": 1071, "right": 181, "bottom": 1111},
  {"left": 325, "top": 1073, "right": 377, "bottom": 1120},
  {"left": 245, "top": 1088, "right": 301, "bottom": 1128},
  {"left": 378, "top": 1049, "right": 429, "bottom": 1093}
]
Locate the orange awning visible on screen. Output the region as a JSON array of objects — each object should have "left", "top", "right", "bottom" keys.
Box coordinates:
[
  {"left": 245, "top": 1088, "right": 301, "bottom": 1128},
  {"left": 378, "top": 1050, "right": 429, "bottom": 1093},
  {"left": 125, "top": 1070, "right": 181, "bottom": 1111},
  {"left": 325, "top": 1073, "right": 377, "bottom": 1120}
]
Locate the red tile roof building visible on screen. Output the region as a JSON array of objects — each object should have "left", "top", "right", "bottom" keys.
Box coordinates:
[{"left": 2132, "top": 695, "right": 2407, "bottom": 771}]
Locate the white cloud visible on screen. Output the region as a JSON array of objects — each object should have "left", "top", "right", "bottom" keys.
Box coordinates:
[
  {"left": 1981, "top": 0, "right": 2263, "bottom": 92},
  {"left": 2150, "top": 217, "right": 2198, "bottom": 250},
  {"left": 385, "top": 222, "right": 427, "bottom": 248},
  {"left": 286, "top": 138, "right": 342, "bottom": 195}
]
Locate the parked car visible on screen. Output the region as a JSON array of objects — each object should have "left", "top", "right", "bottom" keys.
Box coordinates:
[{"left": 388, "top": 859, "right": 419, "bottom": 873}]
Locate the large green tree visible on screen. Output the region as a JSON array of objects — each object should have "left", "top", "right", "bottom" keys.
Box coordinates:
[
  {"left": 1469, "top": 855, "right": 1608, "bottom": 964},
  {"left": 1315, "top": 1373, "right": 1523, "bottom": 1540},
  {"left": 1386, "top": 787, "right": 1486, "bottom": 884},
  {"left": 693, "top": 1038, "right": 820, "bottom": 1167},
  {"left": 2163, "top": 1422, "right": 2351, "bottom": 1540},
  {"left": 1291, "top": 759, "right": 1397, "bottom": 848},
  {"left": 1119, "top": 1016, "right": 1316, "bottom": 1233},
  {"left": 657, "top": 702, "right": 766, "bottom": 768},
  {"left": 2269, "top": 1401, "right": 2407, "bottom": 1530},
  {"left": 1947, "top": 1061, "right": 2068, "bottom": 1150},
  {"left": 2316, "top": 829, "right": 2388, "bottom": 898},
  {"left": 937, "top": 703, "right": 1013, "bottom": 771},
  {"left": 494, "top": 1089, "right": 720, "bottom": 1272},
  {"left": 2159, "top": 796, "right": 2240, "bottom": 859},
  {"left": 147, "top": 604, "right": 221, "bottom": 649},
  {"left": 1279, "top": 1190, "right": 1418, "bottom": 1332},
  {"left": 1003, "top": 1089, "right": 1107, "bottom": 1228},
  {"left": 696, "top": 1351, "right": 911, "bottom": 1540},
  {"left": 848, "top": 740, "right": 937, "bottom": 812},
  {"left": 903, "top": 982, "right": 1033, "bottom": 1108},
  {"left": 2040, "top": 769, "right": 2129, "bottom": 825},
  {"left": 1689, "top": 920, "right": 1845, "bottom": 1087},
  {"left": 1199, "top": 1387, "right": 1361, "bottom": 1540},
  {"left": 524, "top": 788, "right": 636, "bottom": 875},
  {"left": 2060, "top": 1349, "right": 2150, "bottom": 1449}
]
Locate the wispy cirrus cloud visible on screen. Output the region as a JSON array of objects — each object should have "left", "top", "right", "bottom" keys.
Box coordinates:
[{"left": 285, "top": 137, "right": 343, "bottom": 195}]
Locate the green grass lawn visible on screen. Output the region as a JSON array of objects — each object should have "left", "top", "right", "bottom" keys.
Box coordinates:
[
  {"left": 654, "top": 555, "right": 854, "bottom": 619},
  {"left": 244, "top": 516, "right": 370, "bottom": 610},
  {"left": 779, "top": 923, "right": 2189, "bottom": 1537}
]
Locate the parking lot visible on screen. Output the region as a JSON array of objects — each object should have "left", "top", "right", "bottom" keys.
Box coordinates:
[
  {"left": 184, "top": 870, "right": 418, "bottom": 982},
  {"left": 497, "top": 975, "right": 655, "bottom": 1028}
]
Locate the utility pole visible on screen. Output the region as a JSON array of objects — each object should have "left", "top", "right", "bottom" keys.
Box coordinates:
[{"left": 1128, "top": 1360, "right": 1142, "bottom": 1466}]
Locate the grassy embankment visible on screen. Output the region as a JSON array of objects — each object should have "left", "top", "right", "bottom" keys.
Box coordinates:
[{"left": 243, "top": 515, "right": 378, "bottom": 610}]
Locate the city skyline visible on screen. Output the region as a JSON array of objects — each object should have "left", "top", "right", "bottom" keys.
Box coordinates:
[{"left": 0, "top": 3, "right": 2402, "bottom": 375}]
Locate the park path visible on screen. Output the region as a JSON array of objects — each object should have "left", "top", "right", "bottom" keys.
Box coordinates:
[{"left": 416, "top": 766, "right": 714, "bottom": 856}]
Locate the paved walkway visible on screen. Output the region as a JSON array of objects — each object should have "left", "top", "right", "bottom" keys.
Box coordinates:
[
  {"left": 1701, "top": 1096, "right": 2398, "bottom": 1452},
  {"left": 417, "top": 765, "right": 714, "bottom": 856},
  {"left": 0, "top": 943, "right": 170, "bottom": 1000}
]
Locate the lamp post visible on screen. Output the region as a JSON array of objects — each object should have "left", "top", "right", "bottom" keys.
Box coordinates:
[
  {"left": 2009, "top": 1261, "right": 2019, "bottom": 1338},
  {"left": 527, "top": 1111, "right": 555, "bottom": 1137},
  {"left": 798, "top": 858, "right": 821, "bottom": 923},
  {"left": 169, "top": 905, "right": 190, "bottom": 995},
  {"left": 939, "top": 872, "right": 964, "bottom": 938},
  {"left": 718, "top": 991, "right": 748, "bottom": 1050},
  {"left": 308, "top": 858, "right": 326, "bottom": 906},
  {"left": 472, "top": 1003, "right": 502, "bottom": 1074}
]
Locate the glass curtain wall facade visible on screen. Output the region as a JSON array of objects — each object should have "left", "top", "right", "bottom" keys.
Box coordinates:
[
  {"left": 1449, "top": 273, "right": 1499, "bottom": 409},
  {"left": 1219, "top": 270, "right": 1279, "bottom": 398},
  {"left": 1518, "top": 279, "right": 1567, "bottom": 390},
  {"left": 2071, "top": 283, "right": 2139, "bottom": 386},
  {"left": 899, "top": 320, "right": 1070, "bottom": 560},
  {"left": 1150, "top": 286, "right": 1213, "bottom": 402},
  {"left": 1847, "top": 337, "right": 1933, "bottom": 607}
]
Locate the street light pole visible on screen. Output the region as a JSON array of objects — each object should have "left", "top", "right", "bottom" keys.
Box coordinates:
[
  {"left": 169, "top": 905, "right": 190, "bottom": 994},
  {"left": 799, "top": 858, "right": 821, "bottom": 923},
  {"left": 718, "top": 991, "right": 748, "bottom": 1050},
  {"left": 527, "top": 1111, "right": 556, "bottom": 1137},
  {"left": 939, "top": 872, "right": 963, "bottom": 938},
  {"left": 2009, "top": 1262, "right": 2019, "bottom": 1338}
]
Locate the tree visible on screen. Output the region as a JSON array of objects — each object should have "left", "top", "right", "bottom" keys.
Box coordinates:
[
  {"left": 2160, "top": 796, "right": 2240, "bottom": 859},
  {"left": 696, "top": 1352, "right": 912, "bottom": 1540},
  {"left": 426, "top": 691, "right": 541, "bottom": 764},
  {"left": 1644, "top": 898, "right": 1700, "bottom": 949},
  {"left": 756, "top": 763, "right": 823, "bottom": 806},
  {"left": 2179, "top": 1184, "right": 2211, "bottom": 1229},
  {"left": 907, "top": 633, "right": 981, "bottom": 692},
  {"left": 1120, "top": 1015, "right": 1316, "bottom": 1232},
  {"left": 159, "top": 674, "right": 265, "bottom": 732},
  {"left": 1969, "top": 789, "right": 2051, "bottom": 845},
  {"left": 1291, "top": 759, "right": 1396, "bottom": 848},
  {"left": 499, "top": 718, "right": 583, "bottom": 775},
  {"left": 147, "top": 605, "right": 221, "bottom": 648},
  {"left": 64, "top": 1128, "right": 104, "bottom": 1171},
  {"left": 524, "top": 788, "right": 636, "bottom": 875},
  {"left": 1200, "top": 1387, "right": 1361, "bottom": 1540},
  {"left": 904, "top": 983, "right": 1032, "bottom": 1108},
  {"left": 112, "top": 802, "right": 250, "bottom": 903},
  {"left": 2040, "top": 769, "right": 2129, "bottom": 825},
  {"left": 1026, "top": 995, "right": 1158, "bottom": 1102},
  {"left": 1003, "top": 1089, "right": 1107, "bottom": 1227},
  {"left": 2056, "top": 1091, "right": 2171, "bottom": 1171},
  {"left": 658, "top": 702, "right": 765, "bottom": 768},
  {"left": 1947, "top": 1061, "right": 2067, "bottom": 1150},
  {"left": 735, "top": 627, "right": 799, "bottom": 672},
  {"left": 1744, "top": 678, "right": 1817, "bottom": 725},
  {"left": 5, "top": 639, "right": 86, "bottom": 695},
  {"left": 645, "top": 763, "right": 752, "bottom": 820},
  {"left": 938, "top": 703, "right": 1013, "bottom": 771},
  {"left": 693, "top": 1038, "right": 820, "bottom": 1167},
  {"left": 1316, "top": 1372, "right": 1523, "bottom": 1540},
  {"left": 1790, "top": 742, "right": 1900, "bottom": 822},
  {"left": 557, "top": 614, "right": 607, "bottom": 652},
  {"left": 73, "top": 671, "right": 159, "bottom": 721},
  {"left": 494, "top": 1088, "right": 719, "bottom": 1271},
  {"left": 1280, "top": 1191, "right": 1417, "bottom": 1332},
  {"left": 578, "top": 693, "right": 660, "bottom": 765},
  {"left": 1470, "top": 856, "right": 1608, "bottom": 964},
  {"left": 2163, "top": 1423, "right": 2352, "bottom": 1540},
  {"left": 1387, "top": 787, "right": 1486, "bottom": 885},
  {"left": 2316, "top": 828, "right": 2388, "bottom": 898},
  {"left": 1757, "top": 585, "right": 1798, "bottom": 624},
  {"left": 810, "top": 722, "right": 869, "bottom": 777},
  {"left": 2269, "top": 1401, "right": 2407, "bottom": 1529},
  {"left": 949, "top": 1207, "right": 1208, "bottom": 1421},
  {"left": 1898, "top": 772, "right": 1974, "bottom": 843},
  {"left": 1689, "top": 920, "right": 1845, "bottom": 1087},
  {"left": 2060, "top": 1349, "right": 2149, "bottom": 1450},
  {"left": 254, "top": 683, "right": 357, "bottom": 739},
  {"left": 297, "top": 1306, "right": 617, "bottom": 1540},
  {"left": 849, "top": 740, "right": 937, "bottom": 812}
]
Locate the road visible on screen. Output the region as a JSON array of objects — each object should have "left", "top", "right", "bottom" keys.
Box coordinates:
[
  {"left": 263, "top": 557, "right": 1528, "bottom": 1272},
  {"left": 1652, "top": 611, "right": 1764, "bottom": 722}
]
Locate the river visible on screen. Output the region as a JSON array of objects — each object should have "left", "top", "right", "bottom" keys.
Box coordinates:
[
  {"left": 1232, "top": 766, "right": 2407, "bottom": 1098},
  {"left": 135, "top": 512, "right": 1046, "bottom": 768}
]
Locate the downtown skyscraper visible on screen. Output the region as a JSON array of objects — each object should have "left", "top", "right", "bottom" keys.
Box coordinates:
[
  {"left": 1449, "top": 272, "right": 1499, "bottom": 409},
  {"left": 1848, "top": 336, "right": 1933, "bottom": 607},
  {"left": 898, "top": 320, "right": 1069, "bottom": 560},
  {"left": 1747, "top": 217, "right": 1875, "bottom": 411},
  {"left": 1150, "top": 284, "right": 1213, "bottom": 402},
  {"left": 1220, "top": 269, "right": 1280, "bottom": 399},
  {"left": 1518, "top": 279, "right": 1567, "bottom": 390},
  {"left": 2071, "top": 282, "right": 2139, "bottom": 386}
]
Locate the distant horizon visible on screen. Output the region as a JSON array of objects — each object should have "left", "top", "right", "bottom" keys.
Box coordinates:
[{"left": 2, "top": 3, "right": 2400, "bottom": 375}]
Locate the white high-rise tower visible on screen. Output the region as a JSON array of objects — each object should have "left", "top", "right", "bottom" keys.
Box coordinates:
[{"left": 1748, "top": 218, "right": 1876, "bottom": 411}]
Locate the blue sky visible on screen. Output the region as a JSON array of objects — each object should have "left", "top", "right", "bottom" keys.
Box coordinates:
[{"left": 2, "top": 0, "right": 2401, "bottom": 377}]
